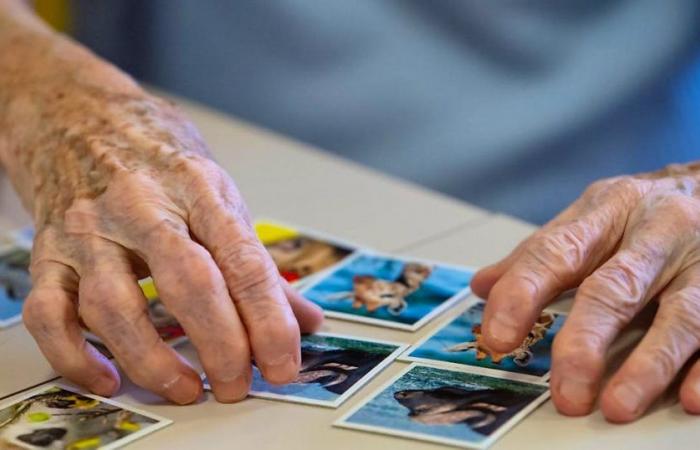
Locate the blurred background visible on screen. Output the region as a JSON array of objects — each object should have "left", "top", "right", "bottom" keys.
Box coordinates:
[{"left": 37, "top": 0, "right": 700, "bottom": 224}]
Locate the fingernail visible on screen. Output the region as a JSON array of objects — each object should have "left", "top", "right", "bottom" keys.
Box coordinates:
[
  {"left": 487, "top": 312, "right": 519, "bottom": 345},
  {"left": 259, "top": 353, "right": 298, "bottom": 385},
  {"left": 212, "top": 373, "right": 250, "bottom": 403},
  {"left": 611, "top": 382, "right": 643, "bottom": 414},
  {"left": 559, "top": 377, "right": 594, "bottom": 406},
  {"left": 162, "top": 373, "right": 202, "bottom": 405}
]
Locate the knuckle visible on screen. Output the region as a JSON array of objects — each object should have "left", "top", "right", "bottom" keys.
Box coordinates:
[
  {"left": 553, "top": 221, "right": 593, "bottom": 265},
  {"left": 22, "top": 290, "right": 73, "bottom": 341},
  {"left": 660, "top": 288, "right": 700, "bottom": 341},
  {"left": 643, "top": 344, "right": 682, "bottom": 380},
  {"left": 169, "top": 152, "right": 210, "bottom": 173},
  {"left": 178, "top": 251, "right": 220, "bottom": 294},
  {"left": 577, "top": 276, "right": 640, "bottom": 324},
  {"left": 608, "top": 177, "right": 640, "bottom": 195},
  {"left": 554, "top": 322, "right": 607, "bottom": 360},
  {"left": 78, "top": 277, "right": 141, "bottom": 327},
  {"left": 219, "top": 241, "right": 279, "bottom": 300},
  {"left": 583, "top": 177, "right": 619, "bottom": 198},
  {"left": 525, "top": 222, "right": 593, "bottom": 283},
  {"left": 80, "top": 285, "right": 116, "bottom": 317},
  {"left": 141, "top": 217, "right": 188, "bottom": 246},
  {"left": 628, "top": 235, "right": 669, "bottom": 267},
  {"left": 589, "top": 258, "right": 646, "bottom": 302},
  {"left": 660, "top": 195, "right": 700, "bottom": 230},
  {"left": 22, "top": 293, "right": 53, "bottom": 333},
  {"left": 583, "top": 177, "right": 645, "bottom": 210}
]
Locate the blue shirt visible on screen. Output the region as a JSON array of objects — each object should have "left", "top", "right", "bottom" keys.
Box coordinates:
[{"left": 72, "top": 0, "right": 700, "bottom": 223}]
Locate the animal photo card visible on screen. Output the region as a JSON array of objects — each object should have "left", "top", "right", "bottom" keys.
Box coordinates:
[
  {"left": 0, "top": 384, "right": 171, "bottom": 449},
  {"left": 301, "top": 251, "right": 474, "bottom": 331},
  {"left": 335, "top": 363, "right": 550, "bottom": 449},
  {"left": 401, "top": 301, "right": 565, "bottom": 381},
  {"left": 0, "top": 245, "right": 32, "bottom": 328},
  {"left": 203, "top": 333, "right": 406, "bottom": 408},
  {"left": 255, "top": 220, "right": 358, "bottom": 289}
]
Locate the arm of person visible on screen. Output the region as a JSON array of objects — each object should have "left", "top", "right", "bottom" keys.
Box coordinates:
[
  {"left": 472, "top": 163, "right": 700, "bottom": 422},
  {"left": 0, "top": 0, "right": 322, "bottom": 404}
]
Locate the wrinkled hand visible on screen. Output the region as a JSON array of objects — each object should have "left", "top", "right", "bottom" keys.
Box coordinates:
[
  {"left": 472, "top": 166, "right": 700, "bottom": 422},
  {"left": 19, "top": 88, "right": 323, "bottom": 404}
]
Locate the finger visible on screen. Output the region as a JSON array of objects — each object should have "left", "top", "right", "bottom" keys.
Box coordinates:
[
  {"left": 187, "top": 178, "right": 301, "bottom": 384},
  {"left": 551, "top": 198, "right": 698, "bottom": 416},
  {"left": 480, "top": 177, "right": 647, "bottom": 353},
  {"left": 470, "top": 197, "right": 592, "bottom": 299},
  {"left": 76, "top": 238, "right": 202, "bottom": 404},
  {"left": 600, "top": 269, "right": 700, "bottom": 422},
  {"left": 23, "top": 258, "right": 120, "bottom": 397},
  {"left": 680, "top": 357, "right": 700, "bottom": 414},
  {"left": 135, "top": 221, "right": 254, "bottom": 402},
  {"left": 482, "top": 212, "right": 621, "bottom": 353},
  {"left": 470, "top": 240, "right": 528, "bottom": 300},
  {"left": 281, "top": 278, "right": 323, "bottom": 334}
]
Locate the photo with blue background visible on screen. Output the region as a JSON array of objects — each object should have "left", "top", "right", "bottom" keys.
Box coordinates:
[
  {"left": 408, "top": 302, "right": 564, "bottom": 377},
  {"left": 303, "top": 253, "right": 473, "bottom": 326},
  {"left": 251, "top": 334, "right": 399, "bottom": 402},
  {"left": 345, "top": 365, "right": 547, "bottom": 443}
]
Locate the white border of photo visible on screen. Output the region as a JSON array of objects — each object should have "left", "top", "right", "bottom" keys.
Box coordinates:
[{"left": 334, "top": 362, "right": 550, "bottom": 449}]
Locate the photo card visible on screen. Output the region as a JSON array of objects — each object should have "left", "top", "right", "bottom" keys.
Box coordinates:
[
  {"left": 401, "top": 300, "right": 566, "bottom": 382},
  {"left": 255, "top": 219, "right": 359, "bottom": 289},
  {"left": 301, "top": 251, "right": 474, "bottom": 331},
  {"left": 203, "top": 333, "right": 406, "bottom": 408},
  {"left": 0, "top": 384, "right": 172, "bottom": 449},
  {"left": 335, "top": 363, "right": 550, "bottom": 449}
]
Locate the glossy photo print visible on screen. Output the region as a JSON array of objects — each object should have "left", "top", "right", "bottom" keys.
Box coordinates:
[
  {"left": 301, "top": 252, "right": 473, "bottom": 331},
  {"left": 255, "top": 220, "right": 357, "bottom": 288},
  {"left": 0, "top": 385, "right": 171, "bottom": 449},
  {"left": 335, "top": 364, "right": 550, "bottom": 449},
  {"left": 402, "top": 301, "right": 565, "bottom": 381},
  {"left": 0, "top": 246, "right": 32, "bottom": 328},
  {"left": 203, "top": 333, "right": 405, "bottom": 407}
]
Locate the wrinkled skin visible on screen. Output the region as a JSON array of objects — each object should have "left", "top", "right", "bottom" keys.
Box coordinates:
[
  {"left": 0, "top": 1, "right": 323, "bottom": 404},
  {"left": 4, "top": 1, "right": 700, "bottom": 423},
  {"left": 472, "top": 166, "right": 700, "bottom": 422}
]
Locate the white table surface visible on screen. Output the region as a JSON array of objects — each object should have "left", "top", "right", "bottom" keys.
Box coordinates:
[{"left": 0, "top": 93, "right": 695, "bottom": 450}]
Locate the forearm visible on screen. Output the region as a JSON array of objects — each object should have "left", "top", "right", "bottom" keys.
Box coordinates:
[{"left": 0, "top": 2, "right": 206, "bottom": 226}]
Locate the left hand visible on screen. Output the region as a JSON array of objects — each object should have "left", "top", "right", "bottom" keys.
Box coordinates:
[{"left": 471, "top": 163, "right": 700, "bottom": 422}]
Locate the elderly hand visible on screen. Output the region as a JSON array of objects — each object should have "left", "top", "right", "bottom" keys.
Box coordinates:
[
  {"left": 472, "top": 165, "right": 700, "bottom": 422},
  {"left": 0, "top": 4, "right": 323, "bottom": 404}
]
